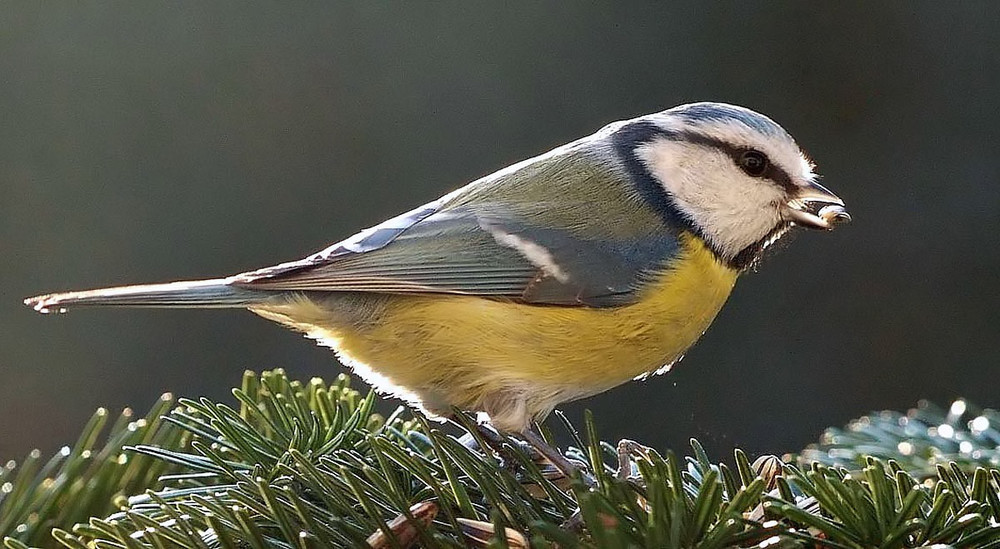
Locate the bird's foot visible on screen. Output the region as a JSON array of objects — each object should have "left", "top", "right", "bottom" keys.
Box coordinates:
[
  {"left": 519, "top": 429, "right": 595, "bottom": 488},
  {"left": 615, "top": 438, "right": 653, "bottom": 481},
  {"left": 455, "top": 416, "right": 593, "bottom": 491}
]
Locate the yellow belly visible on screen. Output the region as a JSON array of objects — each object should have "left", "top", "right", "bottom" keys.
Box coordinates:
[{"left": 253, "top": 234, "right": 738, "bottom": 431}]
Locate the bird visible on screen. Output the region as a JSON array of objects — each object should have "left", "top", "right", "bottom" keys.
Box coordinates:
[{"left": 25, "top": 102, "right": 848, "bottom": 465}]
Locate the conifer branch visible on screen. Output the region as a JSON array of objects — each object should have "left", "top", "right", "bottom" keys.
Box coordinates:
[{"left": 3, "top": 370, "right": 1000, "bottom": 548}]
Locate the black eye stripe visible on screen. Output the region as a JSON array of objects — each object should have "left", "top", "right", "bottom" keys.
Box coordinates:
[
  {"left": 612, "top": 122, "right": 798, "bottom": 192},
  {"left": 669, "top": 131, "right": 797, "bottom": 193},
  {"left": 610, "top": 121, "right": 801, "bottom": 268}
]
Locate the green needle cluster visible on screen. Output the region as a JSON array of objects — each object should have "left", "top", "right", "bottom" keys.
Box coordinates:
[{"left": 3, "top": 370, "right": 1000, "bottom": 548}]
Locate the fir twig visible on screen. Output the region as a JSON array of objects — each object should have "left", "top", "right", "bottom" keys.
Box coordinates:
[
  {"left": 801, "top": 398, "right": 1000, "bottom": 476},
  {"left": 0, "top": 393, "right": 181, "bottom": 547},
  {"left": 3, "top": 370, "right": 1000, "bottom": 548}
]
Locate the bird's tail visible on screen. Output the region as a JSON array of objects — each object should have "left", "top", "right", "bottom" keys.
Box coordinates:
[{"left": 24, "top": 278, "right": 268, "bottom": 313}]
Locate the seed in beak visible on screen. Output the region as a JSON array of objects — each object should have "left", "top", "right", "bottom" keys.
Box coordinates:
[{"left": 818, "top": 204, "right": 851, "bottom": 227}]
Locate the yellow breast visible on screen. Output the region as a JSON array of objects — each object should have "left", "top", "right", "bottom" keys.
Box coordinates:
[{"left": 253, "top": 233, "right": 738, "bottom": 431}]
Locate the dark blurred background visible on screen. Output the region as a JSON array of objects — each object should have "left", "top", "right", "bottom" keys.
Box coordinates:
[{"left": 3, "top": 3, "right": 998, "bottom": 460}]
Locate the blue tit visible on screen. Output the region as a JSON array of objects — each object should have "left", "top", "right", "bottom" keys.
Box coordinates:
[{"left": 25, "top": 102, "right": 849, "bottom": 437}]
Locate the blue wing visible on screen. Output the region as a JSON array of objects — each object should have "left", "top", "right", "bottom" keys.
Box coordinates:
[
  {"left": 234, "top": 146, "right": 682, "bottom": 307},
  {"left": 234, "top": 201, "right": 680, "bottom": 308}
]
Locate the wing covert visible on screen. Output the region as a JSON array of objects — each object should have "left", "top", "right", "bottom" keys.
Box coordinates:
[{"left": 234, "top": 143, "right": 681, "bottom": 307}]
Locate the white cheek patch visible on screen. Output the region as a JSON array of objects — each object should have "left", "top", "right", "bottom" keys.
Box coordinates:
[{"left": 637, "top": 138, "right": 785, "bottom": 260}]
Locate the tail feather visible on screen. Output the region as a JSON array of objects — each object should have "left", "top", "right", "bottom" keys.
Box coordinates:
[{"left": 24, "top": 278, "right": 266, "bottom": 313}]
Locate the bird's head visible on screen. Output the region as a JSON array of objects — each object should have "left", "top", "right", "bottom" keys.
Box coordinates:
[{"left": 618, "top": 102, "right": 849, "bottom": 269}]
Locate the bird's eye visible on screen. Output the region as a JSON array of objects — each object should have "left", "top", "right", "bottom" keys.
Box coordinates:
[{"left": 738, "top": 149, "right": 769, "bottom": 177}]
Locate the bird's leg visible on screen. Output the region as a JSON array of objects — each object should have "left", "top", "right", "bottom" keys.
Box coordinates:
[
  {"left": 455, "top": 419, "right": 504, "bottom": 454},
  {"left": 459, "top": 420, "right": 579, "bottom": 500},
  {"left": 453, "top": 415, "right": 534, "bottom": 475},
  {"left": 453, "top": 413, "right": 593, "bottom": 490},
  {"left": 462, "top": 421, "right": 530, "bottom": 472},
  {"left": 517, "top": 428, "right": 596, "bottom": 532},
  {"left": 519, "top": 429, "right": 595, "bottom": 487}
]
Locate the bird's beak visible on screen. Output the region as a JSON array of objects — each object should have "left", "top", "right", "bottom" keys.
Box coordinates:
[{"left": 782, "top": 180, "right": 851, "bottom": 230}]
